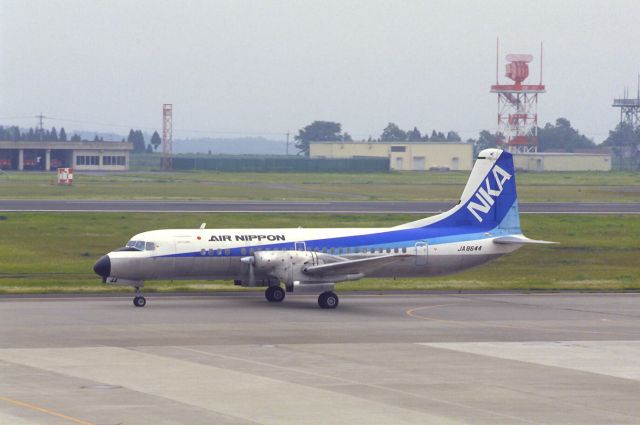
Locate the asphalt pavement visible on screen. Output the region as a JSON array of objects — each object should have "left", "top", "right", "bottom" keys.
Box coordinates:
[{"left": 1, "top": 292, "right": 639, "bottom": 424}]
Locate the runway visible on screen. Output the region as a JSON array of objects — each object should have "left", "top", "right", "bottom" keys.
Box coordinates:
[
  {"left": 1, "top": 292, "right": 639, "bottom": 424},
  {"left": 1, "top": 199, "right": 640, "bottom": 213}
]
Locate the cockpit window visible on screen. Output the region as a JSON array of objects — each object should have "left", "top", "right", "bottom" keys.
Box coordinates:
[
  {"left": 145, "top": 242, "right": 155, "bottom": 251},
  {"left": 126, "top": 240, "right": 146, "bottom": 251}
]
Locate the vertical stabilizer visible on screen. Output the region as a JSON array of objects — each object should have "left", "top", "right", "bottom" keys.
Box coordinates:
[{"left": 397, "top": 148, "right": 520, "bottom": 233}]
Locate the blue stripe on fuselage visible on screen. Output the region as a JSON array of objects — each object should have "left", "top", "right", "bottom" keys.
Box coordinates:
[{"left": 156, "top": 198, "right": 520, "bottom": 259}]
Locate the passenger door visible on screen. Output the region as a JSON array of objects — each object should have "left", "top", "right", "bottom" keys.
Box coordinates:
[{"left": 415, "top": 241, "right": 428, "bottom": 266}]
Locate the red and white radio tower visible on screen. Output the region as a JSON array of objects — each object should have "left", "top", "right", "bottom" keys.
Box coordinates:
[
  {"left": 161, "top": 104, "right": 173, "bottom": 170},
  {"left": 490, "top": 41, "right": 545, "bottom": 153}
]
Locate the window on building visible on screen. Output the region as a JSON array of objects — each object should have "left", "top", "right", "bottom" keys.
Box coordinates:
[
  {"left": 75, "top": 156, "right": 99, "bottom": 166},
  {"left": 390, "top": 146, "right": 406, "bottom": 152}
]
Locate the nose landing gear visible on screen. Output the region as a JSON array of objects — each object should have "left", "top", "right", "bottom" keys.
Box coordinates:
[{"left": 133, "top": 287, "right": 146, "bottom": 307}]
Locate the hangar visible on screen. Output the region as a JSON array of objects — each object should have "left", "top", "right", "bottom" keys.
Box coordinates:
[
  {"left": 0, "top": 140, "right": 134, "bottom": 171},
  {"left": 309, "top": 141, "right": 474, "bottom": 171}
]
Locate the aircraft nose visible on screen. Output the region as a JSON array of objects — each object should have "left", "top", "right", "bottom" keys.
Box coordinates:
[{"left": 93, "top": 255, "right": 111, "bottom": 278}]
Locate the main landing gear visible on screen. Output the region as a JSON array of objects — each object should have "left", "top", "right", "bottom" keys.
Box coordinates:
[
  {"left": 318, "top": 291, "right": 339, "bottom": 309},
  {"left": 133, "top": 286, "right": 146, "bottom": 307},
  {"left": 265, "top": 286, "right": 286, "bottom": 303}
]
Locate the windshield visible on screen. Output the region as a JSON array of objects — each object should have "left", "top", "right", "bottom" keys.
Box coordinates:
[{"left": 126, "top": 240, "right": 146, "bottom": 251}]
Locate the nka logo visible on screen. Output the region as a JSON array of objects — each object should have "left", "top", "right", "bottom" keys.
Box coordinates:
[{"left": 466, "top": 165, "right": 512, "bottom": 222}]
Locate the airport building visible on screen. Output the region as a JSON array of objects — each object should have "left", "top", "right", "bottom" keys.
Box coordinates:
[
  {"left": 512, "top": 152, "right": 612, "bottom": 171},
  {"left": 0, "top": 141, "right": 134, "bottom": 171},
  {"left": 309, "top": 141, "right": 474, "bottom": 171}
]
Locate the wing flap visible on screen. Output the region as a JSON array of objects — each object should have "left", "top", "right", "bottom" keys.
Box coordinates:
[{"left": 304, "top": 254, "right": 411, "bottom": 276}]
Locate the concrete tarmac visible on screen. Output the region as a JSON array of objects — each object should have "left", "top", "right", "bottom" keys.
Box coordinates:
[
  {"left": 1, "top": 199, "right": 640, "bottom": 213},
  {"left": 1, "top": 292, "right": 639, "bottom": 424}
]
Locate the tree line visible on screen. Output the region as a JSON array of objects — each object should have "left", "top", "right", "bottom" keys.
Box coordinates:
[
  {"left": 294, "top": 121, "right": 462, "bottom": 155},
  {"left": 294, "top": 118, "right": 640, "bottom": 162},
  {"left": 0, "top": 125, "right": 163, "bottom": 154},
  {"left": 0, "top": 125, "right": 73, "bottom": 142}
]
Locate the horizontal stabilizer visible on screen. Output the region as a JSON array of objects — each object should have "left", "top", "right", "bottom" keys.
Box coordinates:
[
  {"left": 304, "top": 254, "right": 410, "bottom": 276},
  {"left": 493, "top": 235, "right": 556, "bottom": 245}
]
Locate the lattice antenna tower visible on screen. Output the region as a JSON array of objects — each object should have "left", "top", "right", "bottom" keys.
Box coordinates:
[
  {"left": 612, "top": 74, "right": 640, "bottom": 127},
  {"left": 161, "top": 104, "right": 173, "bottom": 170},
  {"left": 490, "top": 39, "right": 545, "bottom": 153}
]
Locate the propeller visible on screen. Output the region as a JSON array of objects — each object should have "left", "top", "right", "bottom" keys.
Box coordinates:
[{"left": 240, "top": 255, "right": 255, "bottom": 286}]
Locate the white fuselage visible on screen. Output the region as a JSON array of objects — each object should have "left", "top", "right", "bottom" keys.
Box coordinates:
[{"left": 106, "top": 226, "right": 520, "bottom": 284}]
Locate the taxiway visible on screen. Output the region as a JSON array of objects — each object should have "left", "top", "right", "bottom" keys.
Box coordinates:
[{"left": 1, "top": 292, "right": 639, "bottom": 424}]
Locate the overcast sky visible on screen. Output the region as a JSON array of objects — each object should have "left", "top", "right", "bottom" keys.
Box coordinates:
[{"left": 1, "top": 0, "right": 639, "bottom": 142}]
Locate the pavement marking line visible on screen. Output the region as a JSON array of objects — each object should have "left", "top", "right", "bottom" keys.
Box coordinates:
[
  {"left": 174, "top": 346, "right": 538, "bottom": 424},
  {"left": 0, "top": 347, "right": 455, "bottom": 425},
  {"left": 0, "top": 396, "right": 96, "bottom": 425},
  {"left": 418, "top": 340, "right": 640, "bottom": 383}
]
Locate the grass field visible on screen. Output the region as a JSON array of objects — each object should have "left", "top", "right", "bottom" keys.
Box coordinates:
[
  {"left": 1, "top": 169, "right": 639, "bottom": 202},
  {"left": 0, "top": 212, "right": 638, "bottom": 294}
]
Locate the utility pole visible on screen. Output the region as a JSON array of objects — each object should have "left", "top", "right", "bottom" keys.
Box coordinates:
[
  {"left": 286, "top": 131, "right": 290, "bottom": 155},
  {"left": 35, "top": 113, "right": 46, "bottom": 140}
]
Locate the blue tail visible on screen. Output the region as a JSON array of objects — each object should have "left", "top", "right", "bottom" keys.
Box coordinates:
[{"left": 399, "top": 149, "right": 521, "bottom": 235}]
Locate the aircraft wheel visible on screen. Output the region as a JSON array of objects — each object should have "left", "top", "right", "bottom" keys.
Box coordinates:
[
  {"left": 318, "top": 291, "right": 339, "bottom": 309},
  {"left": 133, "top": 296, "right": 146, "bottom": 307},
  {"left": 265, "top": 286, "right": 285, "bottom": 303}
]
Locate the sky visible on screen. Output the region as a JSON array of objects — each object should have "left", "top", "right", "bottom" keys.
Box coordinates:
[{"left": 1, "top": 0, "right": 639, "bottom": 143}]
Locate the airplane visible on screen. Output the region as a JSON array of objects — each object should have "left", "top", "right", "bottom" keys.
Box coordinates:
[{"left": 93, "top": 148, "right": 552, "bottom": 309}]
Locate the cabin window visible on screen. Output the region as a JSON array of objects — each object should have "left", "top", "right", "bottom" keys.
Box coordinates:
[
  {"left": 330, "top": 248, "right": 335, "bottom": 254},
  {"left": 241, "top": 248, "right": 247, "bottom": 255},
  {"left": 386, "top": 248, "right": 391, "bottom": 253},
  {"left": 370, "top": 247, "right": 375, "bottom": 253},
  {"left": 322, "top": 247, "right": 327, "bottom": 253},
  {"left": 200, "top": 249, "right": 206, "bottom": 256},
  {"left": 216, "top": 249, "right": 221, "bottom": 256},
  {"left": 145, "top": 242, "right": 155, "bottom": 251},
  {"left": 394, "top": 247, "right": 399, "bottom": 253},
  {"left": 402, "top": 247, "right": 407, "bottom": 253},
  {"left": 225, "top": 249, "right": 230, "bottom": 255},
  {"left": 208, "top": 249, "right": 214, "bottom": 256},
  {"left": 354, "top": 247, "right": 360, "bottom": 253},
  {"left": 378, "top": 247, "right": 383, "bottom": 253}
]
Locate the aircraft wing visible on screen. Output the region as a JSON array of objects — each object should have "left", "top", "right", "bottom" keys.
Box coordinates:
[
  {"left": 493, "top": 235, "right": 556, "bottom": 245},
  {"left": 304, "top": 254, "right": 411, "bottom": 276}
]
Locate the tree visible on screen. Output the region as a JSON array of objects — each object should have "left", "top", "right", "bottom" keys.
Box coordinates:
[
  {"left": 342, "top": 132, "right": 353, "bottom": 142},
  {"left": 538, "top": 118, "right": 595, "bottom": 152},
  {"left": 59, "top": 127, "right": 67, "bottom": 142},
  {"left": 50, "top": 127, "right": 58, "bottom": 141},
  {"left": 145, "top": 144, "right": 153, "bottom": 153},
  {"left": 294, "top": 121, "right": 342, "bottom": 156},
  {"left": 407, "top": 126, "right": 422, "bottom": 141},
  {"left": 380, "top": 123, "right": 406, "bottom": 141},
  {"left": 127, "top": 129, "right": 147, "bottom": 153},
  {"left": 602, "top": 122, "right": 639, "bottom": 148},
  {"left": 446, "top": 131, "right": 461, "bottom": 141},
  {"left": 70, "top": 133, "right": 81, "bottom": 141},
  {"left": 150, "top": 130, "right": 162, "bottom": 151},
  {"left": 473, "top": 130, "right": 498, "bottom": 153}
]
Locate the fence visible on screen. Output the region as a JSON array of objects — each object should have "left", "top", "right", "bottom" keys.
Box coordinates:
[{"left": 168, "top": 155, "right": 390, "bottom": 173}]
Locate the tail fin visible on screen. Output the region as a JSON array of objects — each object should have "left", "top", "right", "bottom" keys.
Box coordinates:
[{"left": 397, "top": 148, "right": 521, "bottom": 233}]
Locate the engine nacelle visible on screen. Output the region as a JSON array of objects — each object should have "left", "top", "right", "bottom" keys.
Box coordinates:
[{"left": 253, "top": 250, "right": 344, "bottom": 285}]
